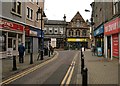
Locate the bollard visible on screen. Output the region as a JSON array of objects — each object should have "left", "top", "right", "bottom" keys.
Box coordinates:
[
  {"left": 30, "top": 52, "right": 33, "bottom": 64},
  {"left": 12, "top": 55, "right": 17, "bottom": 71},
  {"left": 48, "top": 50, "right": 50, "bottom": 57},
  {"left": 40, "top": 50, "right": 43, "bottom": 60},
  {"left": 82, "top": 67, "right": 88, "bottom": 86},
  {"left": 81, "top": 57, "right": 84, "bottom": 74}
]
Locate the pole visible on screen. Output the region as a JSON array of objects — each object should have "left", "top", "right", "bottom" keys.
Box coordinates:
[
  {"left": 40, "top": 8, "right": 43, "bottom": 60},
  {"left": 82, "top": 67, "right": 88, "bottom": 86}
]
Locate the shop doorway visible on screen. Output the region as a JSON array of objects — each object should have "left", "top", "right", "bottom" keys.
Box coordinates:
[
  {"left": 8, "top": 38, "right": 16, "bottom": 50},
  {"left": 107, "top": 36, "right": 111, "bottom": 59}
]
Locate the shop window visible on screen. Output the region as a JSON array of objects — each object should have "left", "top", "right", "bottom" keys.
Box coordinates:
[
  {"left": 8, "top": 38, "right": 12, "bottom": 48},
  {"left": 0, "top": 32, "right": 6, "bottom": 52}
]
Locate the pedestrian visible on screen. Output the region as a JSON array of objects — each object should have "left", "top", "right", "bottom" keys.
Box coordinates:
[{"left": 18, "top": 43, "right": 25, "bottom": 63}]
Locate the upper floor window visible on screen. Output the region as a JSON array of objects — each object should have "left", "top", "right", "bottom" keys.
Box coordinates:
[
  {"left": 60, "top": 28, "right": 63, "bottom": 34},
  {"left": 82, "top": 30, "right": 86, "bottom": 36},
  {"left": 113, "top": 0, "right": 119, "bottom": 15},
  {"left": 29, "top": 0, "right": 34, "bottom": 2},
  {"left": 36, "top": 0, "right": 39, "bottom": 5},
  {"left": 49, "top": 27, "right": 53, "bottom": 34},
  {"left": 69, "top": 30, "right": 73, "bottom": 36},
  {"left": 44, "top": 27, "right": 47, "bottom": 34},
  {"left": 27, "top": 7, "right": 33, "bottom": 20},
  {"left": 12, "top": 0, "right": 22, "bottom": 15},
  {"left": 76, "top": 20, "right": 80, "bottom": 27},
  {"left": 54, "top": 28, "right": 58, "bottom": 34},
  {"left": 76, "top": 30, "right": 80, "bottom": 36}
]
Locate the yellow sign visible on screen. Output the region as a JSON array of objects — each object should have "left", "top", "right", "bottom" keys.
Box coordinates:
[{"left": 67, "top": 38, "right": 87, "bottom": 42}]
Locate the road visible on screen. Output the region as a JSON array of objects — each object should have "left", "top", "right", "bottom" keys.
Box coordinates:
[{"left": 2, "top": 50, "right": 80, "bottom": 85}]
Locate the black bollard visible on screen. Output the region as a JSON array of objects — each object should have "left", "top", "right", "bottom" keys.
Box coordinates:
[
  {"left": 82, "top": 67, "right": 88, "bottom": 86},
  {"left": 48, "top": 50, "right": 50, "bottom": 57},
  {"left": 81, "top": 57, "right": 84, "bottom": 74},
  {"left": 30, "top": 52, "right": 33, "bottom": 64},
  {"left": 40, "top": 50, "right": 43, "bottom": 60},
  {"left": 12, "top": 55, "right": 17, "bottom": 71}
]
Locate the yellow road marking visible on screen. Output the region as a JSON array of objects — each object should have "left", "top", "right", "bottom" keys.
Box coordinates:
[
  {"left": 1, "top": 52, "right": 59, "bottom": 85},
  {"left": 60, "top": 52, "right": 78, "bottom": 85}
]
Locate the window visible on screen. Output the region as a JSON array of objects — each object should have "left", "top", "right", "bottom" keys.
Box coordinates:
[
  {"left": 44, "top": 28, "right": 47, "bottom": 34},
  {"left": 76, "top": 30, "right": 80, "bottom": 36},
  {"left": 113, "top": 0, "right": 119, "bottom": 15},
  {"left": 69, "top": 30, "right": 73, "bottom": 36},
  {"left": 76, "top": 20, "right": 80, "bottom": 27},
  {"left": 54, "top": 28, "right": 58, "bottom": 34},
  {"left": 82, "top": 30, "right": 86, "bottom": 36},
  {"left": 49, "top": 28, "right": 53, "bottom": 34},
  {"left": 12, "top": 0, "right": 22, "bottom": 15},
  {"left": 36, "top": 0, "right": 39, "bottom": 5},
  {"left": 60, "top": 28, "right": 63, "bottom": 34},
  {"left": 0, "top": 32, "right": 6, "bottom": 52},
  {"left": 27, "top": 7, "right": 33, "bottom": 20}
]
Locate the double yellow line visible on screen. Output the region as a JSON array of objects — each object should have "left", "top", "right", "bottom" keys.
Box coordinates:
[
  {"left": 1, "top": 52, "right": 58, "bottom": 85},
  {"left": 61, "top": 52, "right": 78, "bottom": 85}
]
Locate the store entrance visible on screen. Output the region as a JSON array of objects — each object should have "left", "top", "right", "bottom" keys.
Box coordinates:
[
  {"left": 8, "top": 38, "right": 16, "bottom": 51},
  {"left": 107, "top": 36, "right": 111, "bottom": 59}
]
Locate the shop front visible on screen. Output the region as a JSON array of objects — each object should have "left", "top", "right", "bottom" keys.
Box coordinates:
[
  {"left": 104, "top": 17, "right": 120, "bottom": 60},
  {"left": 94, "top": 24, "right": 104, "bottom": 56},
  {"left": 0, "top": 19, "right": 24, "bottom": 58},
  {"left": 67, "top": 38, "right": 89, "bottom": 50},
  {"left": 25, "top": 26, "right": 44, "bottom": 54}
]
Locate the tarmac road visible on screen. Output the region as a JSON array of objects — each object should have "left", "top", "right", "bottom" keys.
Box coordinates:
[{"left": 3, "top": 50, "right": 80, "bottom": 85}]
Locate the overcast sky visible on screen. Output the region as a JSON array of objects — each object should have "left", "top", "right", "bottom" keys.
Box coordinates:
[{"left": 44, "top": 0, "right": 94, "bottom": 22}]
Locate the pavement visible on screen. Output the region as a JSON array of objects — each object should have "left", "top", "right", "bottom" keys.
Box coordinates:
[
  {"left": 77, "top": 49, "right": 119, "bottom": 85},
  {"left": 1, "top": 51, "right": 56, "bottom": 80}
]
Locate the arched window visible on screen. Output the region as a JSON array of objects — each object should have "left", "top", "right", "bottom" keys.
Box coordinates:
[
  {"left": 82, "top": 30, "right": 86, "bottom": 36},
  {"left": 69, "top": 29, "right": 73, "bottom": 36},
  {"left": 76, "top": 30, "right": 80, "bottom": 36}
]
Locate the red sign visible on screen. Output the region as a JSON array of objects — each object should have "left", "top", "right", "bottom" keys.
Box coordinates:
[
  {"left": 24, "top": 26, "right": 30, "bottom": 36},
  {"left": 0, "top": 19, "right": 24, "bottom": 32},
  {"left": 104, "top": 17, "right": 120, "bottom": 35},
  {"left": 112, "top": 34, "right": 119, "bottom": 57}
]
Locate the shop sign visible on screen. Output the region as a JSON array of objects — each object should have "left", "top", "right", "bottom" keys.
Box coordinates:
[
  {"left": 94, "top": 25, "right": 104, "bottom": 36},
  {"left": 0, "top": 19, "right": 24, "bottom": 32},
  {"left": 97, "top": 47, "right": 102, "bottom": 56},
  {"left": 67, "top": 38, "right": 87, "bottom": 42},
  {"left": 25, "top": 26, "right": 30, "bottom": 36},
  {"left": 30, "top": 30, "right": 37, "bottom": 36},
  {"left": 112, "top": 34, "right": 119, "bottom": 57},
  {"left": 104, "top": 17, "right": 120, "bottom": 35}
]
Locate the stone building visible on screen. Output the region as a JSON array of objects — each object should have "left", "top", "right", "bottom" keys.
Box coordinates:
[
  {"left": 44, "top": 19, "right": 66, "bottom": 49},
  {"left": 66, "top": 11, "right": 90, "bottom": 50}
]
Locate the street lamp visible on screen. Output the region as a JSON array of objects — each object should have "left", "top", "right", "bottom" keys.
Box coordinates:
[{"left": 37, "top": 7, "right": 46, "bottom": 60}]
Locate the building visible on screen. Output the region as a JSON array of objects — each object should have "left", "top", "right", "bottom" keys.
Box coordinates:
[
  {"left": 0, "top": 1, "right": 25, "bottom": 58},
  {"left": 0, "top": 0, "right": 45, "bottom": 58},
  {"left": 66, "top": 11, "right": 90, "bottom": 50},
  {"left": 25, "top": 1, "right": 45, "bottom": 54},
  {"left": 91, "top": 1, "right": 113, "bottom": 55},
  {"left": 44, "top": 18, "right": 66, "bottom": 49},
  {"left": 104, "top": 1, "right": 120, "bottom": 61},
  {"left": 91, "top": 0, "right": 120, "bottom": 61}
]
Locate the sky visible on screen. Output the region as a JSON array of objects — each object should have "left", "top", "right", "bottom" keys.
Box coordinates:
[{"left": 44, "top": 0, "right": 94, "bottom": 22}]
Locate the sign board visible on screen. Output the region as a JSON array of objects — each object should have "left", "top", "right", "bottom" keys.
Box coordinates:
[
  {"left": 97, "top": 47, "right": 102, "bottom": 56},
  {"left": 112, "top": 34, "right": 119, "bottom": 57},
  {"left": 51, "top": 38, "right": 56, "bottom": 48},
  {"left": 7, "top": 48, "right": 13, "bottom": 57}
]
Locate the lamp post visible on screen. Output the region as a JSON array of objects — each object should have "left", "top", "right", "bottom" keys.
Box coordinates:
[{"left": 37, "top": 7, "right": 46, "bottom": 60}]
